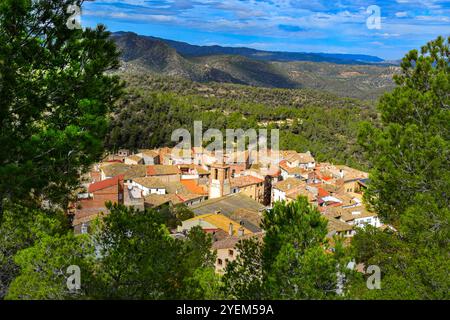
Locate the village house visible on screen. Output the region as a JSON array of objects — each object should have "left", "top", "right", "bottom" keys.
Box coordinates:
[
  {"left": 230, "top": 175, "right": 265, "bottom": 203},
  {"left": 178, "top": 213, "right": 252, "bottom": 236},
  {"left": 123, "top": 183, "right": 145, "bottom": 211},
  {"left": 281, "top": 150, "right": 316, "bottom": 170},
  {"left": 144, "top": 193, "right": 205, "bottom": 209},
  {"left": 100, "top": 163, "right": 146, "bottom": 182},
  {"left": 178, "top": 164, "right": 210, "bottom": 181},
  {"left": 73, "top": 175, "right": 124, "bottom": 234},
  {"left": 272, "top": 178, "right": 307, "bottom": 203},
  {"left": 324, "top": 216, "right": 356, "bottom": 238},
  {"left": 340, "top": 207, "right": 382, "bottom": 228},
  {"left": 191, "top": 193, "right": 265, "bottom": 234},
  {"left": 124, "top": 154, "right": 144, "bottom": 165},
  {"left": 146, "top": 165, "right": 181, "bottom": 183},
  {"left": 322, "top": 205, "right": 381, "bottom": 231},
  {"left": 136, "top": 149, "right": 160, "bottom": 165},
  {"left": 212, "top": 232, "right": 265, "bottom": 273},
  {"left": 131, "top": 177, "right": 166, "bottom": 196},
  {"left": 279, "top": 160, "right": 309, "bottom": 180}
]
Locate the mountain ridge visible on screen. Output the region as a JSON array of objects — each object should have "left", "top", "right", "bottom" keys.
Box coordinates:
[
  {"left": 113, "top": 31, "right": 386, "bottom": 65},
  {"left": 111, "top": 32, "right": 398, "bottom": 100}
]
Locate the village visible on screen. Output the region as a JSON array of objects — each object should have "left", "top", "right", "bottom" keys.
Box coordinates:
[{"left": 72, "top": 147, "right": 388, "bottom": 273}]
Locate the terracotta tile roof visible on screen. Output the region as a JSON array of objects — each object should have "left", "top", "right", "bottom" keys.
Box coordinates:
[
  {"left": 285, "top": 153, "right": 315, "bottom": 164},
  {"left": 212, "top": 232, "right": 265, "bottom": 250},
  {"left": 126, "top": 155, "right": 143, "bottom": 163},
  {"left": 279, "top": 161, "right": 308, "bottom": 175},
  {"left": 144, "top": 194, "right": 183, "bottom": 207},
  {"left": 138, "top": 149, "right": 159, "bottom": 158},
  {"left": 146, "top": 165, "right": 181, "bottom": 176},
  {"left": 176, "top": 193, "right": 204, "bottom": 202},
  {"left": 322, "top": 206, "right": 345, "bottom": 219},
  {"left": 318, "top": 187, "right": 330, "bottom": 198},
  {"left": 164, "top": 181, "right": 191, "bottom": 195},
  {"left": 229, "top": 208, "right": 262, "bottom": 233},
  {"left": 101, "top": 163, "right": 146, "bottom": 180},
  {"left": 88, "top": 175, "right": 123, "bottom": 193},
  {"left": 323, "top": 205, "right": 377, "bottom": 222},
  {"left": 144, "top": 192, "right": 204, "bottom": 208},
  {"left": 273, "top": 178, "right": 306, "bottom": 193},
  {"left": 340, "top": 207, "right": 378, "bottom": 222},
  {"left": 190, "top": 193, "right": 265, "bottom": 232},
  {"left": 325, "top": 216, "right": 353, "bottom": 232},
  {"left": 133, "top": 177, "right": 166, "bottom": 189},
  {"left": 181, "top": 179, "right": 208, "bottom": 195},
  {"left": 231, "top": 175, "right": 264, "bottom": 188},
  {"left": 286, "top": 188, "right": 316, "bottom": 202},
  {"left": 185, "top": 213, "right": 253, "bottom": 236}
]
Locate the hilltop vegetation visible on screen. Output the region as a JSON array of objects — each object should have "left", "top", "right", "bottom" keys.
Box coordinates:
[{"left": 106, "top": 72, "right": 378, "bottom": 169}]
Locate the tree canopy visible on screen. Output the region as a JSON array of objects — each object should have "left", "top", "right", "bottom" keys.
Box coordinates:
[
  {"left": 353, "top": 36, "right": 450, "bottom": 300},
  {"left": 0, "top": 0, "right": 123, "bottom": 220}
]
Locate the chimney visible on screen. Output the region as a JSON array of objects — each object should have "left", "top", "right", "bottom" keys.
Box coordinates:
[
  {"left": 339, "top": 169, "right": 344, "bottom": 179},
  {"left": 228, "top": 223, "right": 234, "bottom": 236},
  {"left": 238, "top": 227, "right": 245, "bottom": 237}
]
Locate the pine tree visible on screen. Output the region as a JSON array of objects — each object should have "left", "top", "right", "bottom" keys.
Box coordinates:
[{"left": 0, "top": 0, "right": 123, "bottom": 221}]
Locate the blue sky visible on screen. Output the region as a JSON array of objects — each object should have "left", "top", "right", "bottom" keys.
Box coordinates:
[{"left": 82, "top": 0, "right": 450, "bottom": 60}]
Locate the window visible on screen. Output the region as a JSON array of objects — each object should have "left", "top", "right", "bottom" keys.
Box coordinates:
[
  {"left": 228, "top": 249, "right": 234, "bottom": 257},
  {"left": 217, "top": 259, "right": 223, "bottom": 266}
]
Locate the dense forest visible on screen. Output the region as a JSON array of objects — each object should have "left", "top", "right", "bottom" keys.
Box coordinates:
[{"left": 106, "top": 72, "right": 378, "bottom": 169}]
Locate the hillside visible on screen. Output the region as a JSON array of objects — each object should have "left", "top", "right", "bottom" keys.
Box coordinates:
[
  {"left": 115, "top": 32, "right": 385, "bottom": 64},
  {"left": 112, "top": 32, "right": 399, "bottom": 100},
  {"left": 107, "top": 72, "right": 378, "bottom": 169}
]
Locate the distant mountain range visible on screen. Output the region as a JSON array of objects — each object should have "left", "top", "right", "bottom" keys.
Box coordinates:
[
  {"left": 112, "top": 32, "right": 398, "bottom": 100},
  {"left": 113, "top": 31, "right": 385, "bottom": 65}
]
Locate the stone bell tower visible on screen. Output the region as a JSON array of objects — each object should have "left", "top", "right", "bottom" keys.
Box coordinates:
[{"left": 209, "top": 163, "right": 231, "bottom": 199}]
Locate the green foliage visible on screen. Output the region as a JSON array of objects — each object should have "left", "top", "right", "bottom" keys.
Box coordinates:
[
  {"left": 155, "top": 204, "right": 195, "bottom": 229},
  {"left": 5, "top": 232, "right": 95, "bottom": 300},
  {"left": 222, "top": 238, "right": 265, "bottom": 300},
  {"left": 353, "top": 36, "right": 450, "bottom": 300},
  {"left": 0, "top": 204, "right": 69, "bottom": 299},
  {"left": 359, "top": 36, "right": 449, "bottom": 225},
  {"left": 106, "top": 75, "right": 375, "bottom": 169},
  {"left": 88, "top": 203, "right": 216, "bottom": 299},
  {"left": 183, "top": 268, "right": 225, "bottom": 300},
  {"left": 0, "top": 0, "right": 123, "bottom": 219},
  {"left": 4, "top": 203, "right": 218, "bottom": 300},
  {"left": 223, "top": 197, "right": 352, "bottom": 300},
  {"left": 262, "top": 197, "right": 329, "bottom": 270}
]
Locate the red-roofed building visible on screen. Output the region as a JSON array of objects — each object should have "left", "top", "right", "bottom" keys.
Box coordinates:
[
  {"left": 318, "top": 187, "right": 330, "bottom": 198},
  {"left": 88, "top": 175, "right": 124, "bottom": 193},
  {"left": 180, "top": 179, "right": 208, "bottom": 195},
  {"left": 73, "top": 175, "right": 124, "bottom": 234}
]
